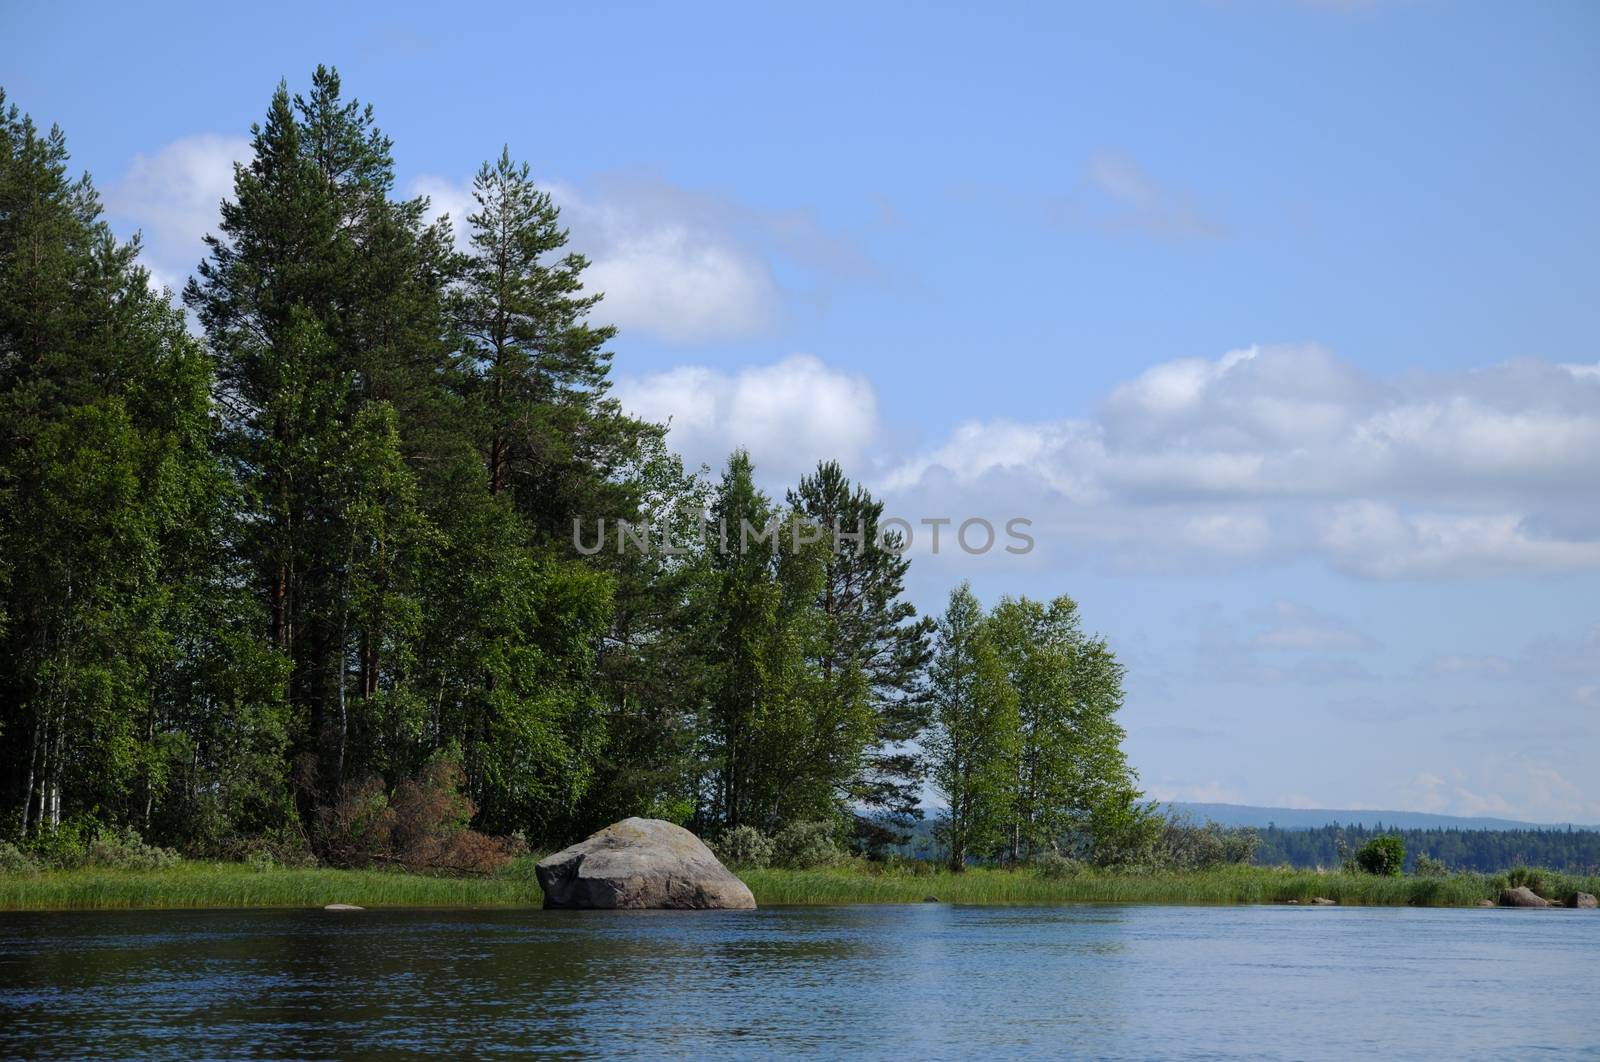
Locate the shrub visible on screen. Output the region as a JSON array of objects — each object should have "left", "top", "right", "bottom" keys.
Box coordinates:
[
  {"left": 1034, "top": 851, "right": 1086, "bottom": 880},
  {"left": 1414, "top": 854, "right": 1448, "bottom": 877},
  {"left": 713, "top": 826, "right": 774, "bottom": 869},
  {"left": 772, "top": 821, "right": 844, "bottom": 869},
  {"left": 1157, "top": 817, "right": 1258, "bottom": 871},
  {"left": 317, "top": 752, "right": 520, "bottom": 875},
  {"left": 1355, "top": 835, "right": 1406, "bottom": 876},
  {"left": 0, "top": 841, "right": 39, "bottom": 874},
  {"left": 1505, "top": 866, "right": 1545, "bottom": 894},
  {"left": 82, "top": 827, "right": 180, "bottom": 871}
]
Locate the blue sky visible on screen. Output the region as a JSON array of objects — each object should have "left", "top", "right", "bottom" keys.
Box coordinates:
[{"left": 6, "top": 0, "right": 1598, "bottom": 822}]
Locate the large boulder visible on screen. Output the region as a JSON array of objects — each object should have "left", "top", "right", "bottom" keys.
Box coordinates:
[
  {"left": 1499, "top": 886, "right": 1550, "bottom": 908},
  {"left": 1567, "top": 892, "right": 1598, "bottom": 909},
  {"left": 536, "top": 817, "right": 756, "bottom": 910}
]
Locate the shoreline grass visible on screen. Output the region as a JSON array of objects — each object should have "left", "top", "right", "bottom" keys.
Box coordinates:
[{"left": 2, "top": 860, "right": 1596, "bottom": 912}]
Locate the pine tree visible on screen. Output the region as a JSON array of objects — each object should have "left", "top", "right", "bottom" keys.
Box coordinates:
[
  {"left": 452, "top": 147, "right": 655, "bottom": 538},
  {"left": 186, "top": 68, "right": 462, "bottom": 819},
  {"left": 788, "top": 460, "right": 932, "bottom": 851}
]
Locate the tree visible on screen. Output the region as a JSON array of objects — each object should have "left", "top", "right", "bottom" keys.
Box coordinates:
[
  {"left": 451, "top": 146, "right": 655, "bottom": 538},
  {"left": 987, "top": 594, "right": 1137, "bottom": 863},
  {"left": 925, "top": 584, "right": 1019, "bottom": 871},
  {"left": 1356, "top": 834, "right": 1406, "bottom": 876},
  {"left": 695, "top": 451, "right": 846, "bottom": 833},
  {"left": 788, "top": 461, "right": 932, "bottom": 852},
  {"left": 0, "top": 90, "right": 286, "bottom": 846}
]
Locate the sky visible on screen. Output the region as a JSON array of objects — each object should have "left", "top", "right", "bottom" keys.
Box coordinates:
[{"left": 5, "top": 0, "right": 1598, "bottom": 823}]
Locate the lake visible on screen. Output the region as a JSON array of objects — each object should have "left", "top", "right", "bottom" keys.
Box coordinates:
[{"left": 2, "top": 904, "right": 1595, "bottom": 1059}]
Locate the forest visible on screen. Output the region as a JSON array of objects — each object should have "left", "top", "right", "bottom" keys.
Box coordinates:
[
  {"left": 0, "top": 69, "right": 1152, "bottom": 871},
  {"left": 1251, "top": 824, "right": 1600, "bottom": 875}
]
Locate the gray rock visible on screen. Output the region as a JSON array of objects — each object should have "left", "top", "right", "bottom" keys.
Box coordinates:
[
  {"left": 923, "top": 895, "right": 940, "bottom": 903},
  {"left": 1499, "top": 886, "right": 1550, "bottom": 908},
  {"left": 1476, "top": 899, "right": 1496, "bottom": 907},
  {"left": 536, "top": 817, "right": 756, "bottom": 910},
  {"left": 1309, "top": 897, "right": 1336, "bottom": 905},
  {"left": 1567, "top": 892, "right": 1598, "bottom": 909},
  {"left": 323, "top": 903, "right": 364, "bottom": 911}
]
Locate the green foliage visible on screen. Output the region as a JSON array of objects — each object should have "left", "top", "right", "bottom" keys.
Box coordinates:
[
  {"left": 0, "top": 842, "right": 37, "bottom": 874},
  {"left": 1253, "top": 823, "right": 1600, "bottom": 875},
  {"left": 0, "top": 73, "right": 1157, "bottom": 869},
  {"left": 771, "top": 821, "right": 846, "bottom": 869},
  {"left": 926, "top": 583, "right": 1019, "bottom": 871},
  {"left": 1033, "top": 851, "right": 1086, "bottom": 879},
  {"left": 1504, "top": 865, "right": 1545, "bottom": 894},
  {"left": 713, "top": 825, "right": 775, "bottom": 869},
  {"left": 1355, "top": 835, "right": 1406, "bottom": 876},
  {"left": 1414, "top": 854, "right": 1447, "bottom": 877}
]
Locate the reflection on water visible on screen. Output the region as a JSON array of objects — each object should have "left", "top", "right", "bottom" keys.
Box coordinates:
[{"left": 1, "top": 903, "right": 1595, "bottom": 1059}]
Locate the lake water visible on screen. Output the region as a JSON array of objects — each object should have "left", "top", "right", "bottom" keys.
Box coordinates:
[{"left": 1, "top": 904, "right": 1595, "bottom": 1059}]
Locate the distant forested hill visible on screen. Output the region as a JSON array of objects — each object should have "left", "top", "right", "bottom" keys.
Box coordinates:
[
  {"left": 895, "top": 805, "right": 1600, "bottom": 873},
  {"left": 1251, "top": 824, "right": 1600, "bottom": 874},
  {"left": 1169, "top": 802, "right": 1594, "bottom": 831}
]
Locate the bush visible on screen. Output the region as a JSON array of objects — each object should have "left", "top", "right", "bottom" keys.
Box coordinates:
[
  {"left": 1355, "top": 835, "right": 1406, "bottom": 876},
  {"left": 713, "top": 826, "right": 774, "bottom": 869},
  {"left": 772, "top": 821, "right": 844, "bottom": 869},
  {"left": 1505, "top": 866, "right": 1545, "bottom": 894},
  {"left": 1034, "top": 851, "right": 1086, "bottom": 880},
  {"left": 1414, "top": 854, "right": 1447, "bottom": 877},
  {"left": 317, "top": 752, "right": 521, "bottom": 875},
  {"left": 0, "top": 841, "right": 39, "bottom": 874},
  {"left": 84, "top": 827, "right": 180, "bottom": 870}
]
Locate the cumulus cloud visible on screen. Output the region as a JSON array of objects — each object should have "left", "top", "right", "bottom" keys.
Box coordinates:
[
  {"left": 103, "top": 134, "right": 251, "bottom": 294},
  {"left": 612, "top": 354, "right": 879, "bottom": 481},
  {"left": 884, "top": 344, "right": 1600, "bottom": 578},
  {"left": 1405, "top": 763, "right": 1600, "bottom": 825}
]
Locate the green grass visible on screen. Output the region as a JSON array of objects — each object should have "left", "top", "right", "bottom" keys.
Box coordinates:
[
  {"left": 2, "top": 860, "right": 1595, "bottom": 912},
  {"left": 0, "top": 860, "right": 541, "bottom": 911},
  {"left": 740, "top": 864, "right": 1600, "bottom": 908}
]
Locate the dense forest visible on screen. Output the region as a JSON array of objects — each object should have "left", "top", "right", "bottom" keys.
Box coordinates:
[
  {"left": 0, "top": 70, "right": 1152, "bottom": 868},
  {"left": 1252, "top": 824, "right": 1600, "bottom": 875}
]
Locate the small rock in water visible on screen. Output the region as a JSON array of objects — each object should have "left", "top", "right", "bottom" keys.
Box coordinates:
[
  {"left": 1567, "top": 892, "right": 1598, "bottom": 909},
  {"left": 324, "top": 903, "right": 364, "bottom": 911},
  {"left": 1309, "top": 897, "right": 1336, "bottom": 905},
  {"left": 923, "top": 895, "right": 940, "bottom": 903},
  {"left": 1498, "top": 886, "right": 1550, "bottom": 908},
  {"left": 1283, "top": 899, "right": 1300, "bottom": 905},
  {"left": 1476, "top": 900, "right": 1496, "bottom": 907}
]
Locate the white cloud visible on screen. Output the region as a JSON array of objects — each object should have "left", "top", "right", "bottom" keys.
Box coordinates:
[
  {"left": 1250, "top": 600, "right": 1378, "bottom": 651},
  {"left": 1405, "top": 764, "right": 1600, "bottom": 825},
  {"left": 612, "top": 354, "right": 878, "bottom": 481},
  {"left": 413, "top": 170, "right": 866, "bottom": 344},
  {"left": 582, "top": 226, "right": 778, "bottom": 343},
  {"left": 1083, "top": 149, "right": 1225, "bottom": 240},
  {"left": 885, "top": 344, "right": 1600, "bottom": 578},
  {"left": 104, "top": 134, "right": 250, "bottom": 294},
  {"left": 1427, "top": 654, "right": 1513, "bottom": 678}
]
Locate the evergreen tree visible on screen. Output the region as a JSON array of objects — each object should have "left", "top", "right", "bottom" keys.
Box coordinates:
[
  {"left": 0, "top": 90, "right": 286, "bottom": 845},
  {"left": 452, "top": 147, "right": 655, "bottom": 538},
  {"left": 788, "top": 460, "right": 932, "bottom": 851},
  {"left": 696, "top": 451, "right": 842, "bottom": 832}
]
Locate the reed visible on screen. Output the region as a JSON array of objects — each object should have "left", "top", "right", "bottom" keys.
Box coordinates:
[{"left": 2, "top": 859, "right": 1595, "bottom": 911}]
